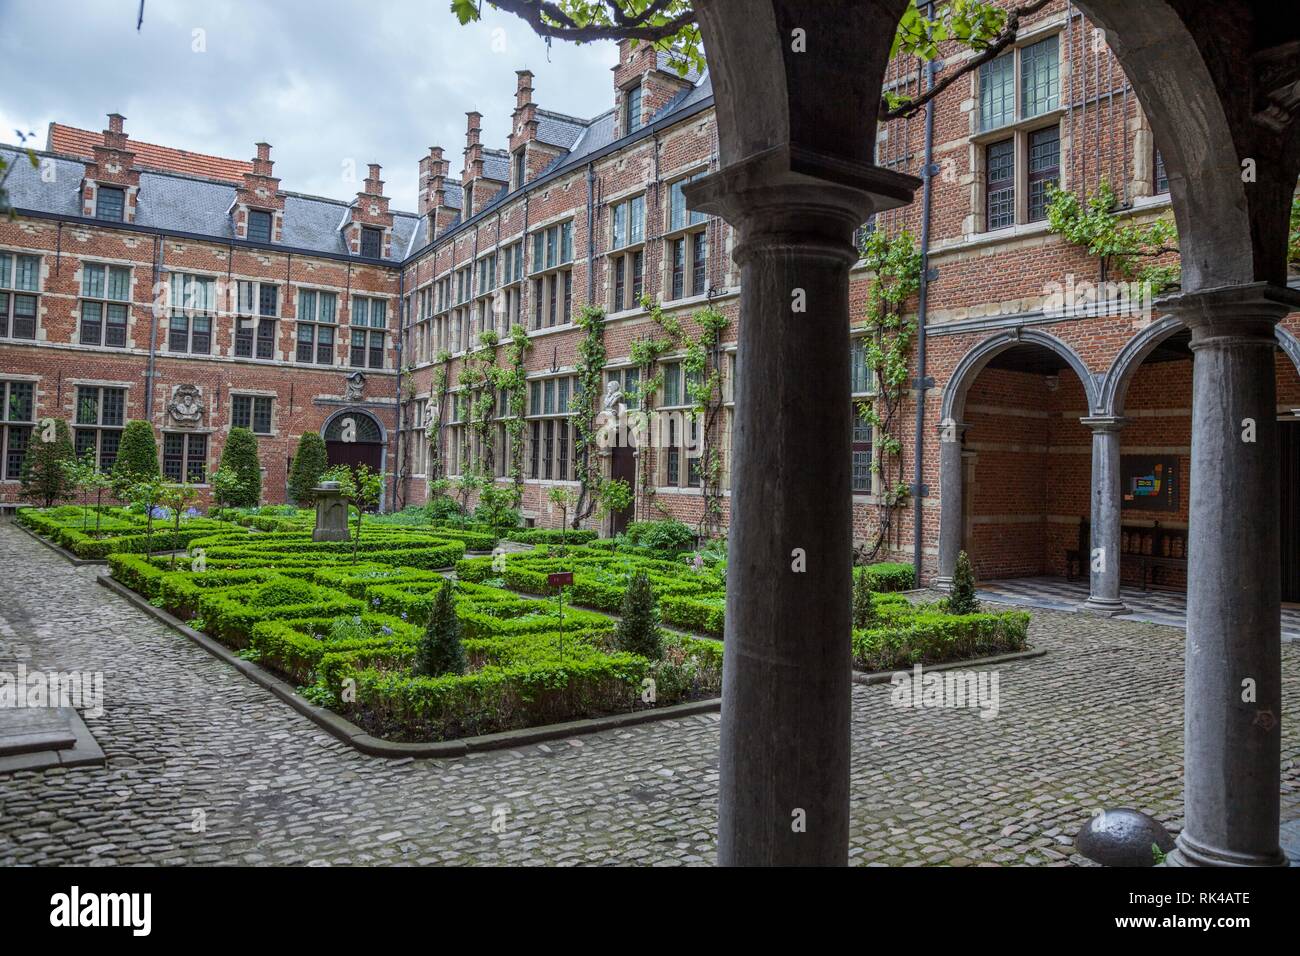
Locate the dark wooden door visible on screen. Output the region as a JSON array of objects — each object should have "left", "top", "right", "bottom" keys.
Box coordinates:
[
  {"left": 1282, "top": 421, "right": 1300, "bottom": 602},
  {"left": 610, "top": 446, "right": 635, "bottom": 536},
  {"left": 326, "top": 440, "right": 382, "bottom": 475}
]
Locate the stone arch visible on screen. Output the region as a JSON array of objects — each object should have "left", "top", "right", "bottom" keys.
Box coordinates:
[
  {"left": 321, "top": 407, "right": 386, "bottom": 444},
  {"left": 940, "top": 328, "right": 1101, "bottom": 424},
  {"left": 1099, "top": 316, "right": 1300, "bottom": 416}
]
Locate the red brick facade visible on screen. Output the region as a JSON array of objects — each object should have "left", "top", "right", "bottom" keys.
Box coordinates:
[{"left": 3, "top": 5, "right": 1298, "bottom": 590}]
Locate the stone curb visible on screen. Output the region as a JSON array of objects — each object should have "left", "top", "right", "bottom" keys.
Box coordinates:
[
  {"left": 12, "top": 519, "right": 106, "bottom": 567},
  {"left": 96, "top": 572, "right": 721, "bottom": 759},
  {"left": 851, "top": 648, "right": 1047, "bottom": 685}
]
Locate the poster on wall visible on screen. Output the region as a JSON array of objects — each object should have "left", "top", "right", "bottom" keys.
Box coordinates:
[{"left": 1121, "top": 455, "right": 1180, "bottom": 512}]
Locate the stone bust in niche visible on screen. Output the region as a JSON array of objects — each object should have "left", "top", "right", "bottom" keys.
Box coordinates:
[{"left": 166, "top": 384, "right": 203, "bottom": 427}]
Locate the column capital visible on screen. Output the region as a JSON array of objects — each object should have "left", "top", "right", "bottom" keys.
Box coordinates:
[
  {"left": 1080, "top": 415, "right": 1128, "bottom": 433},
  {"left": 683, "top": 145, "right": 919, "bottom": 264},
  {"left": 1157, "top": 281, "right": 1300, "bottom": 343},
  {"left": 936, "top": 419, "right": 969, "bottom": 440}
]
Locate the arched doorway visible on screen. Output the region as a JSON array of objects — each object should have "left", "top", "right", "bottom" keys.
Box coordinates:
[
  {"left": 937, "top": 330, "right": 1100, "bottom": 587},
  {"left": 322, "top": 408, "right": 385, "bottom": 478},
  {"left": 1100, "top": 321, "right": 1300, "bottom": 604}
]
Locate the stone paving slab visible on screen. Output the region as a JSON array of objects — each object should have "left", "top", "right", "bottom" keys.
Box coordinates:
[{"left": 0, "top": 518, "right": 1297, "bottom": 866}]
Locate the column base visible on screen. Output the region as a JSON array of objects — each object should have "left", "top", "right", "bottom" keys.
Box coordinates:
[
  {"left": 933, "top": 576, "right": 953, "bottom": 592},
  {"left": 1076, "top": 597, "right": 1130, "bottom": 617},
  {"left": 1165, "top": 831, "right": 1289, "bottom": 867}
]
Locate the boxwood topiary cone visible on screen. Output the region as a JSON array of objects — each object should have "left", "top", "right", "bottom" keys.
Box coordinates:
[
  {"left": 417, "top": 579, "right": 466, "bottom": 676},
  {"left": 614, "top": 570, "right": 664, "bottom": 659},
  {"left": 287, "top": 432, "right": 328, "bottom": 506},
  {"left": 218, "top": 427, "right": 262, "bottom": 507},
  {"left": 949, "top": 549, "right": 980, "bottom": 615}
]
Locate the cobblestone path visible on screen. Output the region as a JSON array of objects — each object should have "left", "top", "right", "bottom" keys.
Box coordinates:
[{"left": 1, "top": 519, "right": 1297, "bottom": 865}]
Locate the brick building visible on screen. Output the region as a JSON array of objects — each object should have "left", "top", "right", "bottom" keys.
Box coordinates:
[{"left": 2, "top": 1, "right": 1298, "bottom": 599}]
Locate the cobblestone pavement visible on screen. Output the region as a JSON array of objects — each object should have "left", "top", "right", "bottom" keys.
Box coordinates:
[{"left": 1, "top": 518, "right": 1297, "bottom": 866}]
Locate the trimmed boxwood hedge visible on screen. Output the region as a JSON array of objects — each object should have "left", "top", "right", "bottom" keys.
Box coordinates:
[{"left": 852, "top": 609, "right": 1030, "bottom": 672}]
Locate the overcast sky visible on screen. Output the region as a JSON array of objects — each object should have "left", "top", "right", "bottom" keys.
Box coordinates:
[{"left": 0, "top": 0, "right": 621, "bottom": 211}]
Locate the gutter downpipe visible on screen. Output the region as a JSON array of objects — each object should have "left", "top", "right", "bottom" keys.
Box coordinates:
[
  {"left": 912, "top": 10, "right": 938, "bottom": 586},
  {"left": 145, "top": 234, "right": 161, "bottom": 419},
  {"left": 392, "top": 266, "right": 405, "bottom": 512}
]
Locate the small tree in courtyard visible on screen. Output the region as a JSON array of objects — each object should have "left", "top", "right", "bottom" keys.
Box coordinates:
[
  {"left": 158, "top": 482, "right": 201, "bottom": 568},
  {"left": 852, "top": 567, "right": 877, "bottom": 630},
  {"left": 321, "top": 463, "right": 384, "bottom": 563},
  {"left": 126, "top": 476, "right": 167, "bottom": 560},
  {"left": 949, "top": 550, "right": 980, "bottom": 615},
  {"left": 614, "top": 571, "right": 663, "bottom": 660},
  {"left": 19, "top": 418, "right": 76, "bottom": 507},
  {"left": 218, "top": 427, "right": 262, "bottom": 507},
  {"left": 548, "top": 484, "right": 580, "bottom": 550},
  {"left": 111, "top": 420, "right": 159, "bottom": 494},
  {"left": 287, "top": 432, "right": 328, "bottom": 506},
  {"left": 416, "top": 578, "right": 466, "bottom": 676}
]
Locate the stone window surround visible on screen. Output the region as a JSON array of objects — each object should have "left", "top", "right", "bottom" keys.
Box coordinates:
[
  {"left": 965, "top": 25, "right": 1066, "bottom": 236},
  {"left": 78, "top": 259, "right": 135, "bottom": 350},
  {"left": 228, "top": 389, "right": 276, "bottom": 437}
]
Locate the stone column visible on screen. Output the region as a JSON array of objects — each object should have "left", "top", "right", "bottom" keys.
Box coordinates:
[
  {"left": 1160, "top": 282, "right": 1299, "bottom": 867},
  {"left": 686, "top": 153, "right": 914, "bottom": 866},
  {"left": 1078, "top": 416, "right": 1129, "bottom": 615},
  {"left": 935, "top": 420, "right": 968, "bottom": 590}
]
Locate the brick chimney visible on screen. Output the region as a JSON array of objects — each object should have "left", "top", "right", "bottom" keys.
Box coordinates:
[
  {"left": 612, "top": 39, "right": 693, "bottom": 138},
  {"left": 460, "top": 111, "right": 507, "bottom": 219},
  {"left": 508, "top": 71, "right": 538, "bottom": 189},
  {"left": 347, "top": 162, "right": 395, "bottom": 257},
  {"left": 81, "top": 113, "right": 141, "bottom": 221},
  {"left": 233, "top": 141, "right": 285, "bottom": 241},
  {"left": 422, "top": 146, "right": 459, "bottom": 243}
]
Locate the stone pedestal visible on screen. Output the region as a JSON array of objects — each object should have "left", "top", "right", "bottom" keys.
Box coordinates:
[
  {"left": 312, "top": 481, "right": 350, "bottom": 542},
  {"left": 686, "top": 150, "right": 918, "bottom": 866},
  {"left": 935, "top": 420, "right": 969, "bottom": 590},
  {"left": 1079, "top": 416, "right": 1130, "bottom": 616},
  {"left": 1159, "top": 282, "right": 1300, "bottom": 867}
]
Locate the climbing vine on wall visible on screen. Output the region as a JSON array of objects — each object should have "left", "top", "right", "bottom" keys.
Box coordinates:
[
  {"left": 491, "top": 323, "right": 531, "bottom": 500},
  {"left": 628, "top": 296, "right": 731, "bottom": 538},
  {"left": 458, "top": 331, "right": 501, "bottom": 483},
  {"left": 1044, "top": 180, "right": 1180, "bottom": 292},
  {"left": 571, "top": 304, "right": 610, "bottom": 526},
  {"left": 857, "top": 228, "right": 922, "bottom": 562},
  {"left": 427, "top": 350, "right": 451, "bottom": 481}
]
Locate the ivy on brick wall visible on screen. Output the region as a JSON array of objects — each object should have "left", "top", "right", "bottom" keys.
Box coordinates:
[
  {"left": 628, "top": 295, "right": 730, "bottom": 538},
  {"left": 1044, "top": 180, "right": 1180, "bottom": 292},
  {"left": 857, "top": 228, "right": 921, "bottom": 563}
]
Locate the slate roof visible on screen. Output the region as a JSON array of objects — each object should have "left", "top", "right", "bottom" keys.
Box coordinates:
[
  {"left": 8, "top": 71, "right": 714, "bottom": 266},
  {"left": 2, "top": 146, "right": 417, "bottom": 263}
]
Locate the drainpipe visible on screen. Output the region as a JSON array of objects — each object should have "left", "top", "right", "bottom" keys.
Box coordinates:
[
  {"left": 586, "top": 163, "right": 596, "bottom": 302},
  {"left": 392, "top": 266, "right": 404, "bottom": 511},
  {"left": 145, "top": 235, "right": 161, "bottom": 419},
  {"left": 911, "top": 13, "right": 938, "bottom": 585}
]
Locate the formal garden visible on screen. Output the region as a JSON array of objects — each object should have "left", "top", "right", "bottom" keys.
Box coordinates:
[{"left": 9, "top": 417, "right": 1027, "bottom": 742}]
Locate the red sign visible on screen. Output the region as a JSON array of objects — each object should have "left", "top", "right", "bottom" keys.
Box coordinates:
[{"left": 547, "top": 572, "right": 574, "bottom": 587}]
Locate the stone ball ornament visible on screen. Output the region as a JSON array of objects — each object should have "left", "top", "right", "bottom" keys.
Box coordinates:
[{"left": 1075, "top": 808, "right": 1175, "bottom": 866}]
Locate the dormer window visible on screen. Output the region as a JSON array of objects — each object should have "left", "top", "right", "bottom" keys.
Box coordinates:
[
  {"left": 247, "top": 209, "right": 272, "bottom": 243},
  {"left": 625, "top": 83, "right": 643, "bottom": 135},
  {"left": 360, "top": 227, "right": 382, "bottom": 259},
  {"left": 95, "top": 186, "right": 125, "bottom": 222}
]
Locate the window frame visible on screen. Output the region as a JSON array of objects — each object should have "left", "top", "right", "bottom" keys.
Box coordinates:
[
  {"left": 247, "top": 209, "right": 273, "bottom": 244},
  {"left": 295, "top": 287, "right": 339, "bottom": 365},
  {"left": 95, "top": 185, "right": 126, "bottom": 223},
  {"left": 528, "top": 221, "right": 574, "bottom": 331},
  {"left": 231, "top": 394, "right": 273, "bottom": 435},
  {"left": 234, "top": 280, "right": 279, "bottom": 360},
  {"left": 73, "top": 385, "right": 127, "bottom": 471},
  {"left": 79, "top": 261, "right": 131, "bottom": 348},
  {"left": 0, "top": 380, "right": 35, "bottom": 481},
  {"left": 162, "top": 431, "right": 208, "bottom": 484},
  {"left": 167, "top": 272, "right": 216, "bottom": 354},
  {"left": 0, "top": 252, "right": 41, "bottom": 341}
]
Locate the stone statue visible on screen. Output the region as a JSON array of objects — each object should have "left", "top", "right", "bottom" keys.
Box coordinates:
[
  {"left": 602, "top": 379, "right": 623, "bottom": 412},
  {"left": 166, "top": 384, "right": 203, "bottom": 427},
  {"left": 345, "top": 371, "right": 366, "bottom": 401},
  {"left": 423, "top": 399, "right": 438, "bottom": 431}
]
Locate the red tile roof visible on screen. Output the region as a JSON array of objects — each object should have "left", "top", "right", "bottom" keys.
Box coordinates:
[{"left": 47, "top": 124, "right": 252, "bottom": 184}]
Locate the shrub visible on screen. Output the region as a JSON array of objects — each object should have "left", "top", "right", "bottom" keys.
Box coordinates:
[
  {"left": 852, "top": 568, "right": 876, "bottom": 629},
  {"left": 219, "top": 428, "right": 262, "bottom": 507},
  {"left": 417, "top": 579, "right": 466, "bottom": 676},
  {"left": 111, "top": 420, "right": 160, "bottom": 491},
  {"left": 862, "top": 562, "right": 915, "bottom": 592},
  {"left": 253, "top": 578, "right": 318, "bottom": 607},
  {"left": 613, "top": 571, "right": 663, "bottom": 659},
  {"left": 851, "top": 609, "right": 1029, "bottom": 672},
  {"left": 624, "top": 519, "right": 694, "bottom": 553},
  {"left": 287, "top": 432, "right": 328, "bottom": 505},
  {"left": 473, "top": 483, "right": 521, "bottom": 529},
  {"left": 19, "top": 418, "right": 77, "bottom": 507},
  {"left": 949, "top": 550, "right": 980, "bottom": 615}
]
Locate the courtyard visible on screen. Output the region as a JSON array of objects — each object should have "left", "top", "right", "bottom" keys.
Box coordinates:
[{"left": 2, "top": 518, "right": 1297, "bottom": 867}]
